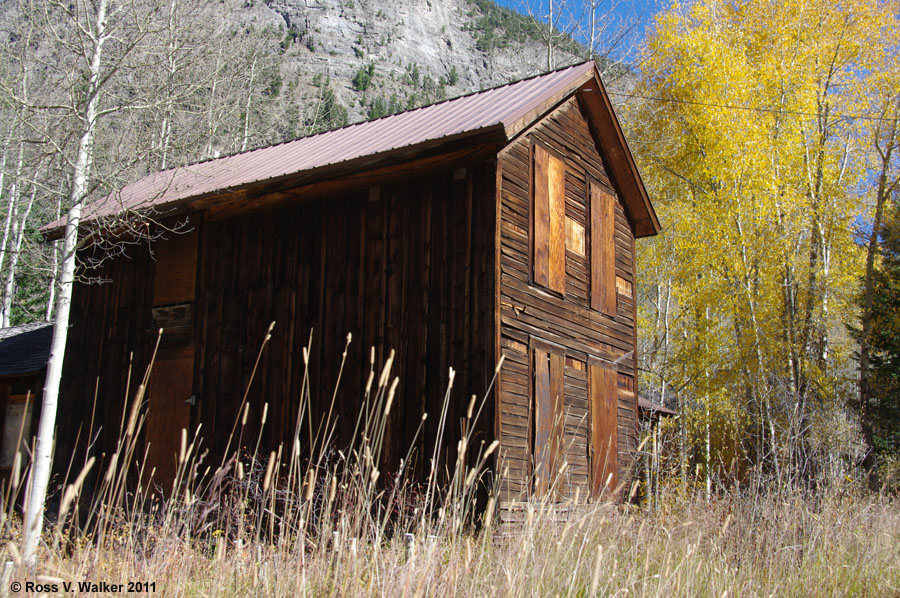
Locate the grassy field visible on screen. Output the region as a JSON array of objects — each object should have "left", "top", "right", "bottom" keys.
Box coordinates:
[
  {"left": 2, "top": 347, "right": 898, "bottom": 597},
  {"left": 2, "top": 486, "right": 897, "bottom": 597}
]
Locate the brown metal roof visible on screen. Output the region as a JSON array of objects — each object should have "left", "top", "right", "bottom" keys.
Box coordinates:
[
  {"left": 638, "top": 396, "right": 677, "bottom": 417},
  {"left": 62, "top": 63, "right": 594, "bottom": 225},
  {"left": 44, "top": 60, "right": 659, "bottom": 237}
]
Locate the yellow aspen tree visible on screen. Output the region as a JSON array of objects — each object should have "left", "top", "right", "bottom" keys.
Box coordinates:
[{"left": 630, "top": 0, "right": 897, "bottom": 486}]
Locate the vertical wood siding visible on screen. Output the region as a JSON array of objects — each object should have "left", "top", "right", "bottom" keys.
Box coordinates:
[
  {"left": 192, "top": 162, "right": 497, "bottom": 480},
  {"left": 58, "top": 163, "right": 497, "bottom": 489},
  {"left": 589, "top": 359, "right": 619, "bottom": 495},
  {"left": 56, "top": 241, "right": 158, "bottom": 467},
  {"left": 497, "top": 96, "right": 638, "bottom": 502}
]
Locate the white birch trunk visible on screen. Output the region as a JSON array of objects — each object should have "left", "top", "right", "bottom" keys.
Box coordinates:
[
  {"left": 588, "top": 0, "right": 596, "bottom": 60},
  {"left": 0, "top": 214, "right": 17, "bottom": 328},
  {"left": 0, "top": 140, "right": 26, "bottom": 327},
  {"left": 0, "top": 144, "right": 23, "bottom": 278},
  {"left": 547, "top": 0, "right": 554, "bottom": 71},
  {"left": 704, "top": 306, "right": 712, "bottom": 502},
  {"left": 203, "top": 52, "right": 223, "bottom": 160},
  {"left": 240, "top": 58, "right": 257, "bottom": 153},
  {"left": 705, "top": 398, "right": 711, "bottom": 501},
  {"left": 23, "top": 0, "right": 108, "bottom": 566},
  {"left": 158, "top": 0, "right": 178, "bottom": 170},
  {"left": 45, "top": 195, "right": 62, "bottom": 322},
  {"left": 1, "top": 185, "right": 36, "bottom": 327}
]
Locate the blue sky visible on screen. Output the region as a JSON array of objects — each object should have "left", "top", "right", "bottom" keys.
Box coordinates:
[{"left": 491, "top": 0, "right": 669, "bottom": 63}]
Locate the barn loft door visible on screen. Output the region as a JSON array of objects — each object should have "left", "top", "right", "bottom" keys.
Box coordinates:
[
  {"left": 532, "top": 338, "right": 564, "bottom": 497},
  {"left": 589, "top": 357, "right": 618, "bottom": 497},
  {"left": 146, "top": 222, "right": 198, "bottom": 491}
]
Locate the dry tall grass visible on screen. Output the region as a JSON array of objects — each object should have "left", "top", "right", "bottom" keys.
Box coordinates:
[
  {"left": 1, "top": 332, "right": 898, "bottom": 597},
  {"left": 3, "top": 485, "right": 898, "bottom": 597}
]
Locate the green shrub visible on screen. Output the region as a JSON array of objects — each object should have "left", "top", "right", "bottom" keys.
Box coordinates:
[{"left": 352, "top": 63, "right": 375, "bottom": 92}]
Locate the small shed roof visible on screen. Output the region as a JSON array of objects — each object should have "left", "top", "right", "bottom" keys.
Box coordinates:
[
  {"left": 638, "top": 396, "right": 677, "bottom": 418},
  {"left": 0, "top": 322, "right": 53, "bottom": 377},
  {"left": 45, "top": 61, "right": 659, "bottom": 237}
]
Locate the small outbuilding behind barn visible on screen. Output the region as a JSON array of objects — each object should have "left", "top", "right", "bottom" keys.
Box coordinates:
[
  {"left": 45, "top": 61, "right": 660, "bottom": 502},
  {"left": 0, "top": 323, "right": 52, "bottom": 480}
]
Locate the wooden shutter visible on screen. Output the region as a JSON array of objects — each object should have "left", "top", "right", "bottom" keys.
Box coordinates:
[
  {"left": 589, "top": 358, "right": 618, "bottom": 496},
  {"left": 533, "top": 339, "right": 565, "bottom": 497},
  {"left": 533, "top": 144, "right": 566, "bottom": 293},
  {"left": 590, "top": 180, "right": 616, "bottom": 315},
  {"left": 153, "top": 226, "right": 199, "bottom": 306}
]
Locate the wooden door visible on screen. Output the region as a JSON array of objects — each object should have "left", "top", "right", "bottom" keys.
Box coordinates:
[
  {"left": 532, "top": 339, "right": 564, "bottom": 497},
  {"left": 589, "top": 358, "right": 618, "bottom": 497},
  {"left": 146, "top": 219, "right": 199, "bottom": 491},
  {"left": 145, "top": 351, "right": 193, "bottom": 490}
]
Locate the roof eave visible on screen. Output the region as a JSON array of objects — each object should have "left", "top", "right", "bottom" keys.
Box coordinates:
[
  {"left": 576, "top": 66, "right": 661, "bottom": 238},
  {"left": 40, "top": 123, "right": 509, "bottom": 241},
  {"left": 0, "top": 368, "right": 46, "bottom": 378}
]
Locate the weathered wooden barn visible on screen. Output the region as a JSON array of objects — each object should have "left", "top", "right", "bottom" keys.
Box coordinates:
[{"left": 45, "top": 61, "right": 659, "bottom": 501}]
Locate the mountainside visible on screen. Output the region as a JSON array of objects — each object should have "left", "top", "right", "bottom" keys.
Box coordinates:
[{"left": 234, "top": 0, "right": 595, "bottom": 140}]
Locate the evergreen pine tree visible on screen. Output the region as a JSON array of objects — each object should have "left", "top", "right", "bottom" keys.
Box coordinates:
[{"left": 864, "top": 196, "right": 900, "bottom": 470}]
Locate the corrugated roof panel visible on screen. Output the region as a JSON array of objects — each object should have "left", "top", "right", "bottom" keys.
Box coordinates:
[{"left": 53, "top": 62, "right": 597, "bottom": 230}]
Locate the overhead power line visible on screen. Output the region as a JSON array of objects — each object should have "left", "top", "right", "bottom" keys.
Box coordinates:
[{"left": 607, "top": 91, "right": 900, "bottom": 124}]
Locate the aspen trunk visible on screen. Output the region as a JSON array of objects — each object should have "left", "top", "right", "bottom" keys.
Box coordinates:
[
  {"left": 0, "top": 143, "right": 23, "bottom": 278},
  {"left": 23, "top": 0, "right": 108, "bottom": 566},
  {"left": 1, "top": 185, "right": 35, "bottom": 327},
  {"left": 547, "top": 0, "right": 554, "bottom": 70},
  {"left": 240, "top": 58, "right": 257, "bottom": 152},
  {"left": 45, "top": 196, "right": 62, "bottom": 322}
]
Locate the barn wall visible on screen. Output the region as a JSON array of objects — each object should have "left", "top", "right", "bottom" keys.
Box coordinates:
[
  {"left": 57, "top": 241, "right": 158, "bottom": 467},
  {"left": 57, "top": 161, "right": 497, "bottom": 488},
  {"left": 497, "top": 96, "right": 638, "bottom": 502},
  {"left": 193, "top": 161, "right": 497, "bottom": 480}
]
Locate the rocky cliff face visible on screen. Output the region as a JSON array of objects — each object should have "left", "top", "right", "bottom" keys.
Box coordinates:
[{"left": 240, "top": 0, "right": 588, "bottom": 131}]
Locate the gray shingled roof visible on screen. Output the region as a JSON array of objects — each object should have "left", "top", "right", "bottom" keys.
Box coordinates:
[{"left": 0, "top": 322, "right": 52, "bottom": 377}]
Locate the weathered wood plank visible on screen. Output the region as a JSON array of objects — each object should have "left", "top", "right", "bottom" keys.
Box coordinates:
[
  {"left": 548, "top": 150, "right": 566, "bottom": 293},
  {"left": 152, "top": 226, "right": 198, "bottom": 306},
  {"left": 589, "top": 360, "right": 619, "bottom": 497},
  {"left": 590, "top": 180, "right": 616, "bottom": 315},
  {"left": 532, "top": 345, "right": 550, "bottom": 495},
  {"left": 532, "top": 144, "right": 551, "bottom": 287}
]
